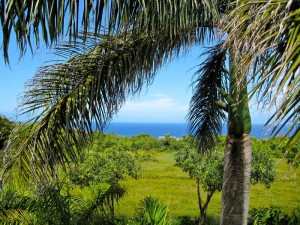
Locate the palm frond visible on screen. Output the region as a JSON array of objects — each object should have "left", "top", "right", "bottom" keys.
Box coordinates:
[
  {"left": 3, "top": 29, "right": 204, "bottom": 182},
  {"left": 35, "top": 183, "right": 72, "bottom": 224},
  {"left": 188, "top": 42, "right": 228, "bottom": 153},
  {"left": 1, "top": 0, "right": 219, "bottom": 63},
  {"left": 224, "top": 0, "right": 300, "bottom": 148},
  {"left": 71, "top": 183, "right": 126, "bottom": 223},
  {"left": 0, "top": 188, "right": 38, "bottom": 224}
]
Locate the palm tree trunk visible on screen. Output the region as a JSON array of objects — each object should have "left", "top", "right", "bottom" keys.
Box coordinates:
[{"left": 220, "top": 134, "right": 252, "bottom": 225}]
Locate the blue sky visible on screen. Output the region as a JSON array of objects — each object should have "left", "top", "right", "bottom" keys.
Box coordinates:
[{"left": 0, "top": 41, "right": 271, "bottom": 124}]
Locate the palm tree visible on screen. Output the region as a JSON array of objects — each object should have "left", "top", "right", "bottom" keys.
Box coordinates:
[
  {"left": 188, "top": 41, "right": 252, "bottom": 225},
  {"left": 1, "top": 1, "right": 298, "bottom": 225},
  {"left": 224, "top": 0, "right": 299, "bottom": 156}
]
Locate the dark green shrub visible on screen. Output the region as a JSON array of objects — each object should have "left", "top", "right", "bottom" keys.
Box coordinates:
[
  {"left": 290, "top": 207, "right": 300, "bottom": 224},
  {"left": 248, "top": 207, "right": 292, "bottom": 225},
  {"left": 174, "top": 216, "right": 197, "bottom": 225},
  {"left": 0, "top": 115, "right": 16, "bottom": 150}
]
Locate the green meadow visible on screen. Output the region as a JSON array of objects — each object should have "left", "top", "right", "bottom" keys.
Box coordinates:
[{"left": 118, "top": 151, "right": 300, "bottom": 219}]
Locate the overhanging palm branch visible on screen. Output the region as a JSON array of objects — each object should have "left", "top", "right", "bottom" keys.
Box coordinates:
[
  {"left": 188, "top": 42, "right": 228, "bottom": 152},
  {"left": 1, "top": 0, "right": 218, "bottom": 63},
  {"left": 224, "top": 0, "right": 300, "bottom": 149},
  {"left": 3, "top": 28, "right": 210, "bottom": 182}
]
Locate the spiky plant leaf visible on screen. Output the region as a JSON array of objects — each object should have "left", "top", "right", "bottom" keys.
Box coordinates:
[
  {"left": 188, "top": 42, "right": 228, "bottom": 152},
  {"left": 136, "top": 196, "right": 169, "bottom": 225}
]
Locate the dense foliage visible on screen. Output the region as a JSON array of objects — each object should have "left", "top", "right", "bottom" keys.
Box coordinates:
[
  {"left": 0, "top": 116, "right": 16, "bottom": 150},
  {"left": 0, "top": 132, "right": 298, "bottom": 224},
  {"left": 248, "top": 207, "right": 300, "bottom": 225}
]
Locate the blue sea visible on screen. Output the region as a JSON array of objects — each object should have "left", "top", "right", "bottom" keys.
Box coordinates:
[{"left": 103, "top": 123, "right": 293, "bottom": 139}]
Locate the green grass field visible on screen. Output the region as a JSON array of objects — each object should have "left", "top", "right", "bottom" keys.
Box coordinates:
[{"left": 117, "top": 151, "right": 300, "bottom": 219}]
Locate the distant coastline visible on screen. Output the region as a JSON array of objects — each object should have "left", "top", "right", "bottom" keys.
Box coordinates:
[{"left": 103, "top": 122, "right": 293, "bottom": 139}]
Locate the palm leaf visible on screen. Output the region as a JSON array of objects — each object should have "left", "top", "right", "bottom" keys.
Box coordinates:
[
  {"left": 3, "top": 28, "right": 208, "bottom": 182},
  {"left": 1, "top": 0, "right": 219, "bottom": 63},
  {"left": 0, "top": 188, "right": 38, "bottom": 224},
  {"left": 224, "top": 0, "right": 300, "bottom": 149},
  {"left": 188, "top": 42, "right": 228, "bottom": 152}
]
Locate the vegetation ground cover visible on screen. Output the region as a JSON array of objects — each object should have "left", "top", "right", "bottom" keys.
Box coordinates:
[
  {"left": 1, "top": 131, "right": 299, "bottom": 224},
  {"left": 118, "top": 152, "right": 300, "bottom": 219}
]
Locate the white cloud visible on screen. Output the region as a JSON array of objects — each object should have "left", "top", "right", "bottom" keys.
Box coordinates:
[
  {"left": 114, "top": 94, "right": 189, "bottom": 122},
  {"left": 122, "top": 94, "right": 187, "bottom": 112},
  {"left": 150, "top": 93, "right": 169, "bottom": 98}
]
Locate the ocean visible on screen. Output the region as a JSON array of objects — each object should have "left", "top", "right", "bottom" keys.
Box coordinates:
[{"left": 103, "top": 123, "right": 292, "bottom": 139}]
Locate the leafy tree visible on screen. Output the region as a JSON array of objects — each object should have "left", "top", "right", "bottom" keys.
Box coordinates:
[
  {"left": 174, "top": 137, "right": 275, "bottom": 225},
  {"left": 131, "top": 134, "right": 163, "bottom": 152},
  {"left": 0, "top": 115, "right": 15, "bottom": 150},
  {"left": 1, "top": 1, "right": 298, "bottom": 224},
  {"left": 69, "top": 144, "right": 141, "bottom": 221},
  {"left": 175, "top": 145, "right": 223, "bottom": 225},
  {"left": 70, "top": 148, "right": 141, "bottom": 187}
]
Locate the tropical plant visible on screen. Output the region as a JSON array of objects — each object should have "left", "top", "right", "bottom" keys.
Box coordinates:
[
  {"left": 1, "top": 1, "right": 298, "bottom": 225},
  {"left": 0, "top": 180, "right": 128, "bottom": 224},
  {"left": 248, "top": 207, "right": 292, "bottom": 225},
  {"left": 187, "top": 40, "right": 253, "bottom": 225},
  {"left": 0, "top": 187, "right": 38, "bottom": 224},
  {"left": 75, "top": 183, "right": 127, "bottom": 224},
  {"left": 132, "top": 196, "right": 170, "bottom": 225},
  {"left": 224, "top": 0, "right": 300, "bottom": 159},
  {"left": 0, "top": 183, "right": 73, "bottom": 225}
]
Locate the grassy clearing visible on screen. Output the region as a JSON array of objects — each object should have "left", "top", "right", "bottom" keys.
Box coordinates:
[
  {"left": 250, "top": 157, "right": 300, "bottom": 211},
  {"left": 117, "top": 152, "right": 300, "bottom": 219}
]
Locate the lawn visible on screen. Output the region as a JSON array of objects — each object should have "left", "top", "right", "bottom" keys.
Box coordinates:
[{"left": 117, "top": 151, "right": 300, "bottom": 219}]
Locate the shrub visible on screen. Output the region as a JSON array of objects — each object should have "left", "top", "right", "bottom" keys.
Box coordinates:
[
  {"left": 173, "top": 216, "right": 197, "bottom": 225},
  {"left": 248, "top": 207, "right": 292, "bottom": 225}
]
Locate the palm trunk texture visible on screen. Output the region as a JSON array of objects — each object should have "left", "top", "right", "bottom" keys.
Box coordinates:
[{"left": 220, "top": 134, "right": 252, "bottom": 225}]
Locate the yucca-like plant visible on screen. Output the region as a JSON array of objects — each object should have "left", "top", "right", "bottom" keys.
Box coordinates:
[{"left": 133, "top": 196, "right": 169, "bottom": 225}]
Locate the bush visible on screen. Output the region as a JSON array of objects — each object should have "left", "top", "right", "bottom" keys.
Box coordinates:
[
  {"left": 290, "top": 207, "right": 300, "bottom": 224},
  {"left": 248, "top": 207, "right": 293, "bottom": 225},
  {"left": 173, "top": 216, "right": 197, "bottom": 225}
]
